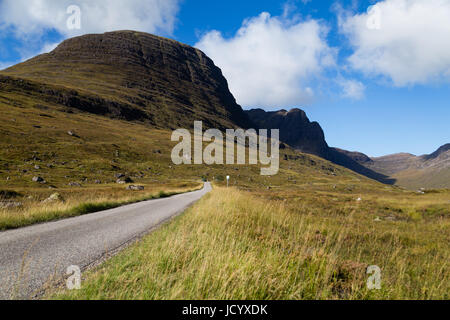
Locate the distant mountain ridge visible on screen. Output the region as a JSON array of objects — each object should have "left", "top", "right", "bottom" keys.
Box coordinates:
[
  {"left": 245, "top": 108, "right": 395, "bottom": 184},
  {"left": 341, "top": 144, "right": 450, "bottom": 189}
]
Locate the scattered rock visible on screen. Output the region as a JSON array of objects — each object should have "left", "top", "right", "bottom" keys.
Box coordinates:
[
  {"left": 6, "top": 177, "right": 10, "bottom": 181},
  {"left": 34, "top": 165, "right": 41, "bottom": 170},
  {"left": 67, "top": 131, "right": 80, "bottom": 138},
  {"left": 126, "top": 185, "right": 145, "bottom": 191},
  {"left": 114, "top": 173, "right": 125, "bottom": 179},
  {"left": 94, "top": 180, "right": 101, "bottom": 184},
  {"left": 116, "top": 177, "right": 133, "bottom": 184},
  {"left": 68, "top": 182, "right": 82, "bottom": 187},
  {"left": 32, "top": 176, "right": 46, "bottom": 184},
  {"left": 43, "top": 193, "right": 64, "bottom": 203},
  {"left": 374, "top": 217, "right": 382, "bottom": 222},
  {"left": 356, "top": 197, "right": 362, "bottom": 202},
  {"left": 0, "top": 201, "right": 23, "bottom": 209}
]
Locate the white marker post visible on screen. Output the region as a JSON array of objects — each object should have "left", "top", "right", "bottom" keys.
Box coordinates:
[{"left": 226, "top": 175, "right": 230, "bottom": 188}]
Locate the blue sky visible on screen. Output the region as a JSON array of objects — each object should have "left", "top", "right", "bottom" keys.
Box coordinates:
[{"left": 0, "top": 0, "right": 449, "bottom": 157}]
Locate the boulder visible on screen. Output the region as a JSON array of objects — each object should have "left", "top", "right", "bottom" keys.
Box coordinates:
[
  {"left": 43, "top": 193, "right": 64, "bottom": 203},
  {"left": 68, "top": 182, "right": 82, "bottom": 187},
  {"left": 32, "top": 176, "right": 46, "bottom": 184},
  {"left": 0, "top": 202, "right": 23, "bottom": 209},
  {"left": 67, "top": 131, "right": 80, "bottom": 137},
  {"left": 126, "top": 185, "right": 145, "bottom": 191},
  {"left": 116, "top": 177, "right": 133, "bottom": 184}
]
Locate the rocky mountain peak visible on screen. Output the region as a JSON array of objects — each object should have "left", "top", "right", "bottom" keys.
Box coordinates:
[{"left": 2, "top": 31, "right": 252, "bottom": 130}]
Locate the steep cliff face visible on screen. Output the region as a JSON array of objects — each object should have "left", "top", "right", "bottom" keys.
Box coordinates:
[
  {"left": 1, "top": 31, "right": 252, "bottom": 130},
  {"left": 245, "top": 108, "right": 328, "bottom": 156},
  {"left": 246, "top": 108, "right": 395, "bottom": 184}
]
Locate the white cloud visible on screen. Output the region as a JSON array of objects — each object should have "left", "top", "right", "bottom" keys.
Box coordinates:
[
  {"left": 0, "top": 0, "right": 180, "bottom": 37},
  {"left": 340, "top": 0, "right": 450, "bottom": 86},
  {"left": 39, "top": 42, "right": 60, "bottom": 54},
  {"left": 196, "top": 12, "right": 335, "bottom": 108},
  {"left": 338, "top": 78, "right": 365, "bottom": 100}
]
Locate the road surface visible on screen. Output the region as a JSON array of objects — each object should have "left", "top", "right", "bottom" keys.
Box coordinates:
[{"left": 0, "top": 183, "right": 211, "bottom": 299}]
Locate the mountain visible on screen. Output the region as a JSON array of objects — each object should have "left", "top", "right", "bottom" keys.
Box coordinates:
[
  {"left": 3, "top": 30, "right": 436, "bottom": 189},
  {"left": 245, "top": 109, "right": 328, "bottom": 155},
  {"left": 246, "top": 108, "right": 395, "bottom": 184},
  {"left": 0, "top": 31, "right": 377, "bottom": 193},
  {"left": 338, "top": 145, "right": 450, "bottom": 189},
  {"left": 1, "top": 30, "right": 252, "bottom": 130}
]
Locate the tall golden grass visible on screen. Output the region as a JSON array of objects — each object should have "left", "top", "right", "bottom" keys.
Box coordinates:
[{"left": 52, "top": 187, "right": 449, "bottom": 300}]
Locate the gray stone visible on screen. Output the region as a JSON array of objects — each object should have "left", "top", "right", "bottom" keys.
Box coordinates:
[
  {"left": 43, "top": 193, "right": 64, "bottom": 203},
  {"left": 68, "top": 182, "right": 82, "bottom": 187},
  {"left": 0, "top": 202, "right": 23, "bottom": 209},
  {"left": 126, "top": 185, "right": 145, "bottom": 191},
  {"left": 32, "top": 176, "right": 46, "bottom": 183},
  {"left": 116, "top": 177, "right": 133, "bottom": 184}
]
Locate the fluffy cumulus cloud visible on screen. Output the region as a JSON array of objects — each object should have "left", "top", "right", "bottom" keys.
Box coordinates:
[
  {"left": 0, "top": 0, "right": 180, "bottom": 37},
  {"left": 338, "top": 78, "right": 366, "bottom": 100},
  {"left": 340, "top": 0, "right": 450, "bottom": 86},
  {"left": 196, "top": 12, "right": 335, "bottom": 108}
]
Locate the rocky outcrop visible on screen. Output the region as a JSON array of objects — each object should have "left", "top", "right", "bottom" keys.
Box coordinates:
[
  {"left": 246, "top": 108, "right": 395, "bottom": 185},
  {"left": 246, "top": 108, "right": 328, "bottom": 156},
  {"left": 2, "top": 31, "right": 252, "bottom": 130}
]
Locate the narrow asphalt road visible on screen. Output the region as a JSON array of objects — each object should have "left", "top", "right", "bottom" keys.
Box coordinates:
[{"left": 0, "top": 183, "right": 211, "bottom": 299}]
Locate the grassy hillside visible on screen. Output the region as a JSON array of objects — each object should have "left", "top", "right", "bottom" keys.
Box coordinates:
[
  {"left": 1, "top": 31, "right": 448, "bottom": 300},
  {"left": 351, "top": 149, "right": 450, "bottom": 190},
  {"left": 0, "top": 94, "right": 375, "bottom": 230},
  {"left": 52, "top": 186, "right": 449, "bottom": 300},
  {"left": 1, "top": 31, "right": 252, "bottom": 130},
  {"left": 2, "top": 86, "right": 449, "bottom": 300},
  {"left": 392, "top": 167, "right": 450, "bottom": 190}
]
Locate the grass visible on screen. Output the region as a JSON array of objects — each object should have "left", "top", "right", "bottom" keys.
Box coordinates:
[
  {"left": 51, "top": 186, "right": 449, "bottom": 300},
  {"left": 0, "top": 181, "right": 202, "bottom": 231},
  {"left": 1, "top": 80, "right": 448, "bottom": 299}
]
